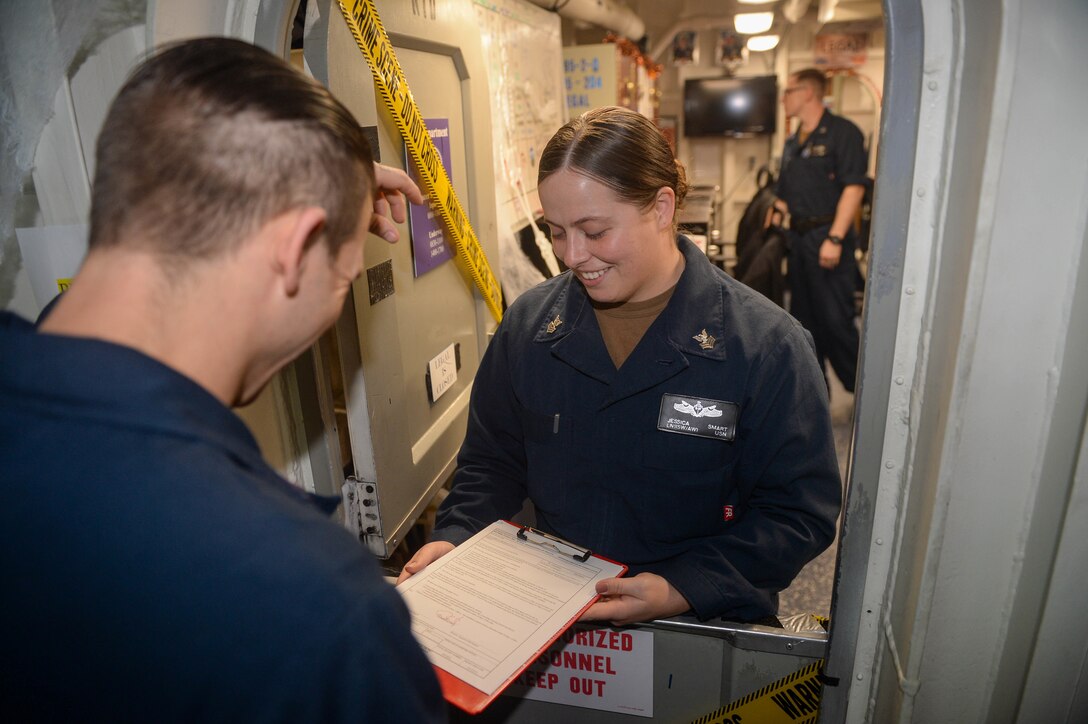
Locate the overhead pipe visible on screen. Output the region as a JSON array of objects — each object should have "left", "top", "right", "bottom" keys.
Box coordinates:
[{"left": 525, "top": 0, "right": 646, "bottom": 42}]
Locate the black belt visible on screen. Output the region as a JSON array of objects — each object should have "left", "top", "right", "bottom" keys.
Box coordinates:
[{"left": 791, "top": 215, "right": 835, "bottom": 234}]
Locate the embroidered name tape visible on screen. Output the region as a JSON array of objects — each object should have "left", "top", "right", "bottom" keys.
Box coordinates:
[{"left": 657, "top": 393, "right": 738, "bottom": 442}]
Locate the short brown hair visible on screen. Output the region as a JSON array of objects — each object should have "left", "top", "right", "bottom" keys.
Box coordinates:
[
  {"left": 538, "top": 106, "right": 689, "bottom": 223},
  {"left": 89, "top": 37, "right": 375, "bottom": 260},
  {"left": 792, "top": 68, "right": 827, "bottom": 97}
]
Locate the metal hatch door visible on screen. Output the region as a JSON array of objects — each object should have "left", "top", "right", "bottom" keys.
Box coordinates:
[{"left": 304, "top": 0, "right": 500, "bottom": 558}]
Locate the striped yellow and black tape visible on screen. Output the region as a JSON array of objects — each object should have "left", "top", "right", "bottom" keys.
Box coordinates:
[
  {"left": 691, "top": 660, "right": 824, "bottom": 724},
  {"left": 337, "top": 0, "right": 503, "bottom": 323}
]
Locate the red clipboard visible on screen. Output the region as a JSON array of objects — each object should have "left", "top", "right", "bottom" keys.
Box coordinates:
[{"left": 408, "top": 521, "right": 627, "bottom": 714}]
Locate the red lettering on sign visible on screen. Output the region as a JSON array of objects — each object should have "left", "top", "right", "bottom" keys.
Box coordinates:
[
  {"left": 569, "top": 677, "right": 607, "bottom": 697},
  {"left": 519, "top": 670, "right": 559, "bottom": 689},
  {"left": 557, "top": 628, "right": 636, "bottom": 651},
  {"left": 558, "top": 652, "right": 618, "bottom": 675}
]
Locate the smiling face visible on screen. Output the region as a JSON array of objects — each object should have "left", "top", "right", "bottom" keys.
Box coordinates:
[{"left": 539, "top": 168, "right": 682, "bottom": 304}]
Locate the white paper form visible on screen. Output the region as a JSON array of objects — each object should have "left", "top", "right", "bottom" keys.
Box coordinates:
[{"left": 399, "top": 521, "right": 625, "bottom": 695}]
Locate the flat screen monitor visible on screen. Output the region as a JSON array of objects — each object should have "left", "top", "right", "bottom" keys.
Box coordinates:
[{"left": 683, "top": 75, "right": 778, "bottom": 137}]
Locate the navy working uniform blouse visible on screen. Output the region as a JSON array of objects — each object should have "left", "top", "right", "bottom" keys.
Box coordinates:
[
  {"left": 0, "top": 312, "right": 444, "bottom": 722},
  {"left": 432, "top": 237, "right": 842, "bottom": 622},
  {"left": 777, "top": 107, "right": 868, "bottom": 223}
]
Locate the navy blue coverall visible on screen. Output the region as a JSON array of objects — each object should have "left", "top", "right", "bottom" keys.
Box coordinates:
[
  {"left": 777, "top": 108, "right": 867, "bottom": 392},
  {"left": 433, "top": 238, "right": 841, "bottom": 622},
  {"left": 0, "top": 312, "right": 445, "bottom": 722}
]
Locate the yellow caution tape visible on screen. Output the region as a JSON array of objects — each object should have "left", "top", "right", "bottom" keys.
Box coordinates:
[
  {"left": 337, "top": 0, "right": 503, "bottom": 322},
  {"left": 691, "top": 660, "right": 824, "bottom": 724}
]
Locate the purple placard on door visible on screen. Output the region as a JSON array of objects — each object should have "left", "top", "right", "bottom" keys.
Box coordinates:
[{"left": 406, "top": 118, "right": 454, "bottom": 277}]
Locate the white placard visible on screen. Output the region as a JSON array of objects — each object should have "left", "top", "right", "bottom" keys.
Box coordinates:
[
  {"left": 427, "top": 342, "right": 458, "bottom": 402},
  {"left": 505, "top": 624, "right": 654, "bottom": 717}
]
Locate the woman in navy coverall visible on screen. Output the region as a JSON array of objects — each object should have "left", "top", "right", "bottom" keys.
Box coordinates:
[{"left": 399, "top": 107, "right": 842, "bottom": 625}]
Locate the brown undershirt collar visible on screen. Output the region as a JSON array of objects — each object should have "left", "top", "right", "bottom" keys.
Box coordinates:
[{"left": 592, "top": 285, "right": 677, "bottom": 369}]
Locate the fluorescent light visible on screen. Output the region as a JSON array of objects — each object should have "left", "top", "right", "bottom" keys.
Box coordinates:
[
  {"left": 746, "top": 34, "right": 780, "bottom": 51},
  {"left": 818, "top": 0, "right": 839, "bottom": 24},
  {"left": 734, "top": 12, "right": 774, "bottom": 35}
]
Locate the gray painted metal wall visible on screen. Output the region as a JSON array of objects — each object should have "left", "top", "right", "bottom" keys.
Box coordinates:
[{"left": 825, "top": 0, "right": 1088, "bottom": 721}]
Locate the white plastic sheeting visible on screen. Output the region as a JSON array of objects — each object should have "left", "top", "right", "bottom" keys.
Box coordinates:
[{"left": 0, "top": 0, "right": 144, "bottom": 310}]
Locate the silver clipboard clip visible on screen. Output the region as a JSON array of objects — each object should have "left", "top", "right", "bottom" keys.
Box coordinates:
[{"left": 516, "top": 525, "right": 592, "bottom": 562}]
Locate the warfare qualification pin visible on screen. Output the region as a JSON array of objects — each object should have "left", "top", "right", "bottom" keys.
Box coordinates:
[
  {"left": 546, "top": 315, "right": 563, "bottom": 334},
  {"left": 693, "top": 328, "right": 716, "bottom": 350}
]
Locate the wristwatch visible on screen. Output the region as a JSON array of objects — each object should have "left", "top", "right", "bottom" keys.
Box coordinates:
[{"left": 826, "top": 234, "right": 842, "bottom": 245}]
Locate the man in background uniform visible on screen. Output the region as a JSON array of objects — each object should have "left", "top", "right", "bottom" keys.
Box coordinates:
[{"left": 776, "top": 67, "right": 867, "bottom": 394}]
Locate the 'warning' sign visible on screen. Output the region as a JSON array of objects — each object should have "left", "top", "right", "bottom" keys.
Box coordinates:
[{"left": 691, "top": 660, "right": 824, "bottom": 724}]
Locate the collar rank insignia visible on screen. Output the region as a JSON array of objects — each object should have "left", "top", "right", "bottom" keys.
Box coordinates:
[
  {"left": 546, "top": 315, "right": 563, "bottom": 334},
  {"left": 693, "top": 328, "right": 716, "bottom": 350}
]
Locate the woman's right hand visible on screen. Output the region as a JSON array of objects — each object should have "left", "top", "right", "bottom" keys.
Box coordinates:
[{"left": 395, "top": 540, "right": 455, "bottom": 584}]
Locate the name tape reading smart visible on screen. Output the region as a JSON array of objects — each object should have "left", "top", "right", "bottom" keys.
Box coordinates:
[{"left": 658, "top": 393, "right": 738, "bottom": 441}]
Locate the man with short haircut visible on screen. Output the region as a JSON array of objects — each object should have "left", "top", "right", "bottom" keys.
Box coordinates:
[
  {"left": 0, "top": 37, "right": 443, "bottom": 721},
  {"left": 776, "top": 67, "right": 867, "bottom": 394}
]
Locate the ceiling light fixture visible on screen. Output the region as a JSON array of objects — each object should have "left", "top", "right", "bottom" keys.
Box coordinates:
[
  {"left": 734, "top": 12, "right": 774, "bottom": 35},
  {"left": 746, "top": 34, "right": 780, "bottom": 52}
]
